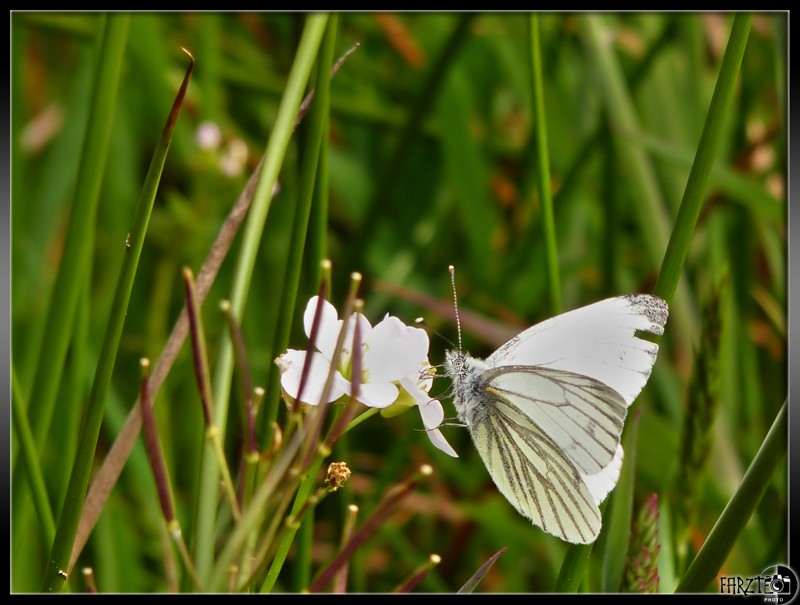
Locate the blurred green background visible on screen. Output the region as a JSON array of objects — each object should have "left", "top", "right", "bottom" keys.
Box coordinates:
[{"left": 11, "top": 12, "right": 786, "bottom": 593}]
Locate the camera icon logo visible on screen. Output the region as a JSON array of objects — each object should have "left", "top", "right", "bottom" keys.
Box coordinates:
[
  {"left": 762, "top": 565, "right": 797, "bottom": 603},
  {"left": 769, "top": 574, "right": 791, "bottom": 595}
]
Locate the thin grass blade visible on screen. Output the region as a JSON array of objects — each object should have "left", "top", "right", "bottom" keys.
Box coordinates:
[
  {"left": 676, "top": 400, "right": 786, "bottom": 592},
  {"left": 654, "top": 14, "right": 754, "bottom": 302},
  {"left": 41, "top": 40, "right": 193, "bottom": 593},
  {"left": 191, "top": 14, "right": 329, "bottom": 579},
  {"left": 457, "top": 547, "right": 507, "bottom": 593}
]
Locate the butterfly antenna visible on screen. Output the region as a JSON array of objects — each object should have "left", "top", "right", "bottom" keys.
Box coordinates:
[
  {"left": 414, "top": 317, "right": 456, "bottom": 350},
  {"left": 449, "top": 265, "right": 463, "bottom": 351}
]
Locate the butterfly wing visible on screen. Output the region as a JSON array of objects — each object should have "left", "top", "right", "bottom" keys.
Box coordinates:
[
  {"left": 480, "top": 365, "right": 627, "bottom": 476},
  {"left": 464, "top": 366, "right": 635, "bottom": 543},
  {"left": 582, "top": 443, "right": 623, "bottom": 506},
  {"left": 451, "top": 294, "right": 668, "bottom": 543},
  {"left": 486, "top": 294, "right": 668, "bottom": 406},
  {"left": 467, "top": 372, "right": 608, "bottom": 544}
]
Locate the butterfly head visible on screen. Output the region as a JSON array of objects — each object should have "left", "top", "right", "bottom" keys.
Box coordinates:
[
  {"left": 444, "top": 347, "right": 492, "bottom": 423},
  {"left": 444, "top": 349, "right": 466, "bottom": 377}
]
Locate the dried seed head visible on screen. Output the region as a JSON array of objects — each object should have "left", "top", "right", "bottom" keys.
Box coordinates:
[{"left": 325, "top": 461, "right": 352, "bottom": 492}]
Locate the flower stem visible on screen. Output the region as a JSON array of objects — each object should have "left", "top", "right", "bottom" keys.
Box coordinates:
[
  {"left": 295, "top": 273, "right": 330, "bottom": 413},
  {"left": 308, "top": 465, "right": 433, "bottom": 592},
  {"left": 81, "top": 568, "right": 97, "bottom": 593},
  {"left": 332, "top": 504, "right": 359, "bottom": 593},
  {"left": 206, "top": 430, "right": 305, "bottom": 591},
  {"left": 259, "top": 458, "right": 327, "bottom": 592},
  {"left": 183, "top": 267, "right": 241, "bottom": 523},
  {"left": 341, "top": 407, "right": 380, "bottom": 434},
  {"left": 139, "top": 357, "right": 202, "bottom": 590},
  {"left": 221, "top": 299, "right": 258, "bottom": 458},
  {"left": 166, "top": 522, "right": 203, "bottom": 591},
  {"left": 394, "top": 554, "right": 441, "bottom": 593}
]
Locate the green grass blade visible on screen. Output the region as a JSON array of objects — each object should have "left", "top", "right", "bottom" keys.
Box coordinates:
[
  {"left": 555, "top": 541, "right": 593, "bottom": 592},
  {"left": 54, "top": 276, "right": 91, "bottom": 509},
  {"left": 27, "top": 13, "right": 129, "bottom": 591},
  {"left": 582, "top": 14, "right": 675, "bottom": 272},
  {"left": 226, "top": 11, "right": 329, "bottom": 341},
  {"left": 601, "top": 411, "right": 640, "bottom": 591},
  {"left": 260, "top": 458, "right": 325, "bottom": 593},
  {"left": 294, "top": 515, "right": 314, "bottom": 591},
  {"left": 262, "top": 14, "right": 338, "bottom": 442},
  {"left": 582, "top": 14, "right": 697, "bottom": 354},
  {"left": 675, "top": 400, "right": 786, "bottom": 592},
  {"left": 192, "top": 13, "right": 329, "bottom": 581},
  {"left": 528, "top": 13, "right": 561, "bottom": 315},
  {"left": 458, "top": 547, "right": 507, "bottom": 593},
  {"left": 247, "top": 34, "right": 343, "bottom": 580},
  {"left": 11, "top": 364, "right": 55, "bottom": 545},
  {"left": 22, "top": 13, "right": 126, "bottom": 456},
  {"left": 40, "top": 38, "right": 194, "bottom": 593},
  {"left": 625, "top": 131, "right": 783, "bottom": 225},
  {"left": 653, "top": 14, "right": 754, "bottom": 302}
]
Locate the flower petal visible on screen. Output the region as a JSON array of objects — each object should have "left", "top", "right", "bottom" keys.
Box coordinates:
[
  {"left": 348, "top": 312, "right": 373, "bottom": 364},
  {"left": 399, "top": 376, "right": 436, "bottom": 416},
  {"left": 364, "top": 315, "right": 430, "bottom": 382},
  {"left": 417, "top": 396, "right": 444, "bottom": 430},
  {"left": 354, "top": 382, "right": 399, "bottom": 408},
  {"left": 277, "top": 349, "right": 346, "bottom": 405},
  {"left": 425, "top": 427, "right": 459, "bottom": 458},
  {"left": 398, "top": 376, "right": 458, "bottom": 457},
  {"left": 303, "top": 296, "right": 342, "bottom": 360}
]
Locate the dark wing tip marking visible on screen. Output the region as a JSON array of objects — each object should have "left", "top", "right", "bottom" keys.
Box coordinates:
[{"left": 623, "top": 294, "right": 669, "bottom": 335}]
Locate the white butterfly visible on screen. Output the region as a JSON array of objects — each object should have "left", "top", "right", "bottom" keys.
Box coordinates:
[{"left": 445, "top": 292, "right": 668, "bottom": 544}]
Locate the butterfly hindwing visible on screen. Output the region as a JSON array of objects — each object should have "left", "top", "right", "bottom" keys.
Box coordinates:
[
  {"left": 468, "top": 385, "right": 602, "bottom": 544},
  {"left": 480, "top": 365, "right": 628, "bottom": 475}
]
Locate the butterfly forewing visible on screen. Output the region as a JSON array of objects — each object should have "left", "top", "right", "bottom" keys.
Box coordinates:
[
  {"left": 481, "top": 366, "right": 628, "bottom": 475},
  {"left": 470, "top": 389, "right": 602, "bottom": 544},
  {"left": 486, "top": 295, "right": 668, "bottom": 406}
]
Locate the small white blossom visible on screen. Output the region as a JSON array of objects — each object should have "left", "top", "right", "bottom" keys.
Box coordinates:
[
  {"left": 277, "top": 296, "right": 458, "bottom": 457},
  {"left": 219, "top": 138, "right": 248, "bottom": 177},
  {"left": 195, "top": 120, "right": 222, "bottom": 151}
]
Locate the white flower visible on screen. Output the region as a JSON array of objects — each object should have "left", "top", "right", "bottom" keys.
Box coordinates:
[
  {"left": 195, "top": 120, "right": 222, "bottom": 150},
  {"left": 276, "top": 296, "right": 458, "bottom": 457},
  {"left": 219, "top": 138, "right": 248, "bottom": 177}
]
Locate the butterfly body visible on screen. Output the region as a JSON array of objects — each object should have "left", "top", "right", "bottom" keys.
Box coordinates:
[
  {"left": 444, "top": 294, "right": 668, "bottom": 544},
  {"left": 445, "top": 351, "right": 491, "bottom": 424}
]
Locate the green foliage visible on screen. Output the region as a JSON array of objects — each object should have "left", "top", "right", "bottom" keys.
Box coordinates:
[{"left": 11, "top": 12, "right": 786, "bottom": 593}]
